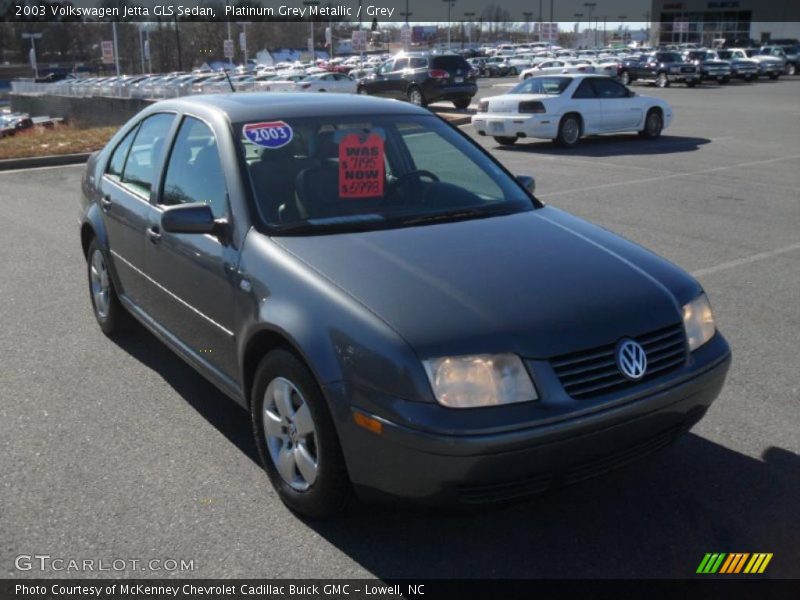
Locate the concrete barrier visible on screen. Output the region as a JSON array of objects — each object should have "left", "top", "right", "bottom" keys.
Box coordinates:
[{"left": 9, "top": 94, "right": 154, "bottom": 129}]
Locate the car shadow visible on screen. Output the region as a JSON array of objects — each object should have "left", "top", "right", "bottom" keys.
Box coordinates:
[
  {"left": 305, "top": 436, "right": 799, "bottom": 578},
  {"left": 110, "top": 325, "right": 260, "bottom": 466},
  {"left": 493, "top": 134, "right": 712, "bottom": 158},
  {"left": 110, "top": 326, "right": 799, "bottom": 578}
]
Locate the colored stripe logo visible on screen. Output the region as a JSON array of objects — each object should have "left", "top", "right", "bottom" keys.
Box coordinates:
[{"left": 697, "top": 553, "right": 772, "bottom": 574}]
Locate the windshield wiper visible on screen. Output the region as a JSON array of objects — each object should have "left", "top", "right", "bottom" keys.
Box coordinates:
[
  {"left": 269, "top": 214, "right": 386, "bottom": 235},
  {"left": 395, "top": 208, "right": 500, "bottom": 227}
]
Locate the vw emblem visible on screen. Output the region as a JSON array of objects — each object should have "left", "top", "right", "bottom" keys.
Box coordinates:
[{"left": 616, "top": 339, "right": 647, "bottom": 380}]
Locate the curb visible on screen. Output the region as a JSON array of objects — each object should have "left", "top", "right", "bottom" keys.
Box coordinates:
[{"left": 0, "top": 152, "right": 91, "bottom": 171}]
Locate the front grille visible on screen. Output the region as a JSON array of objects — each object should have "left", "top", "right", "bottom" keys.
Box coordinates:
[
  {"left": 551, "top": 323, "right": 687, "bottom": 400},
  {"left": 456, "top": 414, "right": 701, "bottom": 504},
  {"left": 681, "top": 66, "right": 695, "bottom": 73}
]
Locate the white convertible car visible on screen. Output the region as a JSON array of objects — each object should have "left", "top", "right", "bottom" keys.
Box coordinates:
[{"left": 472, "top": 74, "right": 673, "bottom": 147}]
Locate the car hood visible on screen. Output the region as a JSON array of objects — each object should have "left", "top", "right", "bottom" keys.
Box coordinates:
[{"left": 272, "top": 207, "right": 697, "bottom": 359}]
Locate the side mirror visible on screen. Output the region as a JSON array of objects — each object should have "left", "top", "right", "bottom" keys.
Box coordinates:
[
  {"left": 161, "top": 203, "right": 227, "bottom": 238},
  {"left": 516, "top": 175, "right": 536, "bottom": 195}
]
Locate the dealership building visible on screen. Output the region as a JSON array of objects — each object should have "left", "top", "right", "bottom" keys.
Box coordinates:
[{"left": 651, "top": 0, "right": 800, "bottom": 45}]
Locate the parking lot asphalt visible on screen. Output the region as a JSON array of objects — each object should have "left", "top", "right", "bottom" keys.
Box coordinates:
[{"left": 2, "top": 78, "right": 798, "bottom": 579}]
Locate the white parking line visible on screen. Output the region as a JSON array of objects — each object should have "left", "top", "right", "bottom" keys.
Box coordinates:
[
  {"left": 0, "top": 163, "right": 85, "bottom": 176},
  {"left": 692, "top": 243, "right": 800, "bottom": 277},
  {"left": 546, "top": 154, "right": 800, "bottom": 198}
]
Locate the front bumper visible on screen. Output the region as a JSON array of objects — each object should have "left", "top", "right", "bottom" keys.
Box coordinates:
[
  {"left": 668, "top": 71, "right": 699, "bottom": 82},
  {"left": 327, "top": 334, "right": 731, "bottom": 505}
]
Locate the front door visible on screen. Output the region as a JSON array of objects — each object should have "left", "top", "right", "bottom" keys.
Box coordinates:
[
  {"left": 591, "top": 78, "right": 643, "bottom": 131},
  {"left": 143, "top": 115, "right": 239, "bottom": 381}
]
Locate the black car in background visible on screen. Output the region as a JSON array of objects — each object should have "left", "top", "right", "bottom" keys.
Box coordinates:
[
  {"left": 618, "top": 51, "right": 700, "bottom": 87},
  {"left": 357, "top": 52, "right": 477, "bottom": 109}
]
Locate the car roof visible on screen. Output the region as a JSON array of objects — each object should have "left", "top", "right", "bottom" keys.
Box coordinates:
[{"left": 150, "top": 92, "right": 430, "bottom": 121}]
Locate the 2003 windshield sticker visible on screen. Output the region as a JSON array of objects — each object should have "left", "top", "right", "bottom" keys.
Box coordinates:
[
  {"left": 339, "top": 132, "right": 384, "bottom": 198},
  {"left": 243, "top": 121, "right": 293, "bottom": 149}
]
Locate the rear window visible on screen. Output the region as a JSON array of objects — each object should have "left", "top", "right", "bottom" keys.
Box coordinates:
[{"left": 431, "top": 56, "right": 470, "bottom": 71}]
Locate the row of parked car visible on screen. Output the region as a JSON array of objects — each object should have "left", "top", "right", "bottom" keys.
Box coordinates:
[{"left": 466, "top": 44, "right": 797, "bottom": 86}]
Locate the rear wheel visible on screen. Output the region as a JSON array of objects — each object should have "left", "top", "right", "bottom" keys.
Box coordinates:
[
  {"left": 407, "top": 86, "right": 426, "bottom": 107},
  {"left": 357, "top": 86, "right": 368, "bottom": 95},
  {"left": 453, "top": 97, "right": 471, "bottom": 110},
  {"left": 718, "top": 75, "right": 730, "bottom": 84},
  {"left": 786, "top": 63, "right": 796, "bottom": 76},
  {"left": 493, "top": 136, "right": 518, "bottom": 146},
  {"left": 768, "top": 72, "right": 780, "bottom": 80},
  {"left": 745, "top": 74, "right": 755, "bottom": 82},
  {"left": 686, "top": 79, "right": 698, "bottom": 87},
  {"left": 508, "top": 67, "right": 518, "bottom": 76},
  {"left": 555, "top": 114, "right": 581, "bottom": 147},
  {"left": 639, "top": 108, "right": 663, "bottom": 140},
  {"left": 656, "top": 72, "right": 670, "bottom": 88},
  {"left": 619, "top": 70, "right": 630, "bottom": 85},
  {"left": 86, "top": 239, "right": 129, "bottom": 336},
  {"left": 251, "top": 349, "right": 351, "bottom": 518}
]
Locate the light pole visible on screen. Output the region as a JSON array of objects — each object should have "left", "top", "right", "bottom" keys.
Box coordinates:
[
  {"left": 464, "top": 12, "right": 475, "bottom": 47},
  {"left": 303, "top": 1, "right": 320, "bottom": 60},
  {"left": 442, "top": 0, "right": 455, "bottom": 51},
  {"left": 238, "top": 22, "right": 249, "bottom": 65},
  {"left": 111, "top": 21, "right": 120, "bottom": 76},
  {"left": 21, "top": 32, "right": 42, "bottom": 79},
  {"left": 574, "top": 13, "right": 584, "bottom": 46},
  {"left": 523, "top": 11, "right": 533, "bottom": 42},
  {"left": 584, "top": 3, "right": 597, "bottom": 47},
  {"left": 618, "top": 16, "right": 627, "bottom": 44},
  {"left": 225, "top": 0, "right": 233, "bottom": 67}
]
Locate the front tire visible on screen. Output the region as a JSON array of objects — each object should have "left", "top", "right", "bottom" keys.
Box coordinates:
[
  {"left": 768, "top": 72, "right": 780, "bottom": 80},
  {"left": 619, "top": 70, "right": 630, "bottom": 85},
  {"left": 656, "top": 72, "right": 670, "bottom": 88},
  {"left": 555, "top": 114, "right": 581, "bottom": 147},
  {"left": 493, "top": 136, "right": 517, "bottom": 146},
  {"left": 786, "top": 63, "right": 796, "bottom": 76},
  {"left": 86, "top": 238, "right": 129, "bottom": 336},
  {"left": 508, "top": 67, "right": 518, "bottom": 76},
  {"left": 251, "top": 349, "right": 351, "bottom": 518},
  {"left": 718, "top": 75, "right": 730, "bottom": 84},
  {"left": 686, "top": 79, "right": 698, "bottom": 87},
  {"left": 453, "top": 97, "right": 471, "bottom": 110},
  {"left": 639, "top": 108, "right": 663, "bottom": 139},
  {"left": 357, "top": 86, "right": 368, "bottom": 95}
]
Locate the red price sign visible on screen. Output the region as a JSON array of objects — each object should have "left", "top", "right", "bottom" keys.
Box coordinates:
[{"left": 338, "top": 133, "right": 385, "bottom": 198}]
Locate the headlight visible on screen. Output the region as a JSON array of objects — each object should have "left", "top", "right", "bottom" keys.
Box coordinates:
[
  {"left": 423, "top": 354, "right": 537, "bottom": 409},
  {"left": 682, "top": 293, "right": 716, "bottom": 351}
]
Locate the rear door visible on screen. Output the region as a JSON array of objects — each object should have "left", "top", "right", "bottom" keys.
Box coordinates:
[
  {"left": 100, "top": 112, "right": 176, "bottom": 308},
  {"left": 369, "top": 60, "right": 397, "bottom": 97},
  {"left": 143, "top": 115, "right": 239, "bottom": 381}
]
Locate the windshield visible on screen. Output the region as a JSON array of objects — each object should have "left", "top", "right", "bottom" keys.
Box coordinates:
[
  {"left": 509, "top": 76, "right": 571, "bottom": 95},
  {"left": 238, "top": 115, "right": 534, "bottom": 235}
]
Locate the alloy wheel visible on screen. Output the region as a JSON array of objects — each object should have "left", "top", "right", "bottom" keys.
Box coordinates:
[
  {"left": 562, "top": 118, "right": 580, "bottom": 145},
  {"left": 262, "top": 377, "right": 319, "bottom": 491},
  {"left": 89, "top": 249, "right": 110, "bottom": 319}
]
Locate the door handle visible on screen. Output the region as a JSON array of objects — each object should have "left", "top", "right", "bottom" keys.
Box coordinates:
[
  {"left": 146, "top": 226, "right": 162, "bottom": 244},
  {"left": 100, "top": 195, "right": 112, "bottom": 211}
]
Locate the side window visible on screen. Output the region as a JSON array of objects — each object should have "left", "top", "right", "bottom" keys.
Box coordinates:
[
  {"left": 106, "top": 126, "right": 137, "bottom": 180},
  {"left": 591, "top": 78, "right": 628, "bottom": 98},
  {"left": 161, "top": 117, "right": 228, "bottom": 220},
  {"left": 393, "top": 58, "right": 409, "bottom": 70},
  {"left": 378, "top": 61, "right": 393, "bottom": 75},
  {"left": 572, "top": 79, "right": 597, "bottom": 99},
  {"left": 121, "top": 113, "right": 175, "bottom": 196},
  {"left": 410, "top": 57, "right": 428, "bottom": 69}
]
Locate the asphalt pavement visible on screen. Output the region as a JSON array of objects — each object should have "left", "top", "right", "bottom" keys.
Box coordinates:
[{"left": 1, "top": 77, "right": 798, "bottom": 579}]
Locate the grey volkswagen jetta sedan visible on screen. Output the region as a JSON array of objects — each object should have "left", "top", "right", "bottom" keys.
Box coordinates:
[{"left": 80, "top": 93, "right": 731, "bottom": 517}]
